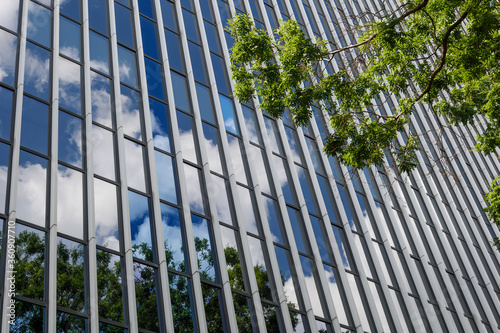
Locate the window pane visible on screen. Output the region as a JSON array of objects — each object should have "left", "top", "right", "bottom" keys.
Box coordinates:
[
  {"left": 183, "top": 9, "right": 200, "bottom": 43},
  {"left": 94, "top": 178, "right": 120, "bottom": 251},
  {"left": 248, "top": 145, "right": 271, "bottom": 194},
  {"left": 274, "top": 246, "right": 299, "bottom": 309},
  {"left": 149, "top": 98, "right": 171, "bottom": 152},
  {"left": 0, "top": 86, "right": 13, "bottom": 141},
  {"left": 118, "top": 46, "right": 137, "bottom": 88},
  {"left": 296, "top": 165, "right": 318, "bottom": 214},
  {"left": 211, "top": 175, "right": 233, "bottom": 225},
  {"left": 0, "top": 29, "right": 18, "bottom": 86},
  {"left": 171, "top": 71, "right": 191, "bottom": 112},
  {"left": 201, "top": 284, "right": 225, "bottom": 330},
  {"left": 25, "top": 42, "right": 51, "bottom": 100},
  {"left": 97, "top": 250, "right": 124, "bottom": 322},
  {"left": 134, "top": 263, "right": 160, "bottom": 331},
  {"left": 192, "top": 215, "right": 217, "bottom": 282},
  {"left": 161, "top": 204, "right": 186, "bottom": 271},
  {"left": 189, "top": 42, "right": 208, "bottom": 84},
  {"left": 165, "top": 29, "right": 184, "bottom": 73},
  {"left": 27, "top": 1, "right": 51, "bottom": 48},
  {"left": 155, "top": 150, "right": 178, "bottom": 204},
  {"left": 220, "top": 226, "right": 245, "bottom": 291},
  {"left": 15, "top": 225, "right": 45, "bottom": 300},
  {"left": 89, "top": 0, "right": 108, "bottom": 34},
  {"left": 264, "top": 197, "right": 283, "bottom": 245},
  {"left": 92, "top": 125, "right": 116, "bottom": 181},
  {"left": 124, "top": 139, "right": 146, "bottom": 192},
  {"left": 184, "top": 164, "right": 206, "bottom": 215},
  {"left": 140, "top": 16, "right": 159, "bottom": 60},
  {"left": 121, "top": 85, "right": 143, "bottom": 140},
  {"left": 60, "top": 17, "right": 81, "bottom": 61},
  {"left": 60, "top": 0, "right": 80, "bottom": 21},
  {"left": 287, "top": 207, "right": 307, "bottom": 254},
  {"left": 129, "top": 191, "right": 154, "bottom": 261},
  {"left": 161, "top": 0, "right": 178, "bottom": 32},
  {"left": 57, "top": 166, "right": 84, "bottom": 239},
  {"left": 21, "top": 96, "right": 49, "bottom": 154},
  {"left": 211, "top": 54, "right": 229, "bottom": 95},
  {"left": 0, "top": 143, "right": 9, "bottom": 214},
  {"left": 242, "top": 105, "right": 262, "bottom": 145},
  {"left": 202, "top": 123, "right": 223, "bottom": 174},
  {"left": 59, "top": 57, "right": 82, "bottom": 114},
  {"left": 300, "top": 255, "right": 324, "bottom": 318},
  {"left": 233, "top": 294, "right": 256, "bottom": 332},
  {"left": 144, "top": 57, "right": 165, "bottom": 100},
  {"left": 196, "top": 83, "right": 215, "bottom": 123},
  {"left": 17, "top": 152, "right": 47, "bottom": 226},
  {"left": 169, "top": 272, "right": 196, "bottom": 331},
  {"left": 115, "top": 3, "right": 134, "bottom": 48},
  {"left": 177, "top": 111, "right": 198, "bottom": 164},
  {"left": 323, "top": 265, "right": 351, "bottom": 326},
  {"left": 219, "top": 94, "right": 240, "bottom": 135},
  {"left": 226, "top": 135, "right": 247, "bottom": 185},
  {"left": 247, "top": 236, "right": 273, "bottom": 301},
  {"left": 236, "top": 186, "right": 259, "bottom": 235},
  {"left": 90, "top": 71, "right": 113, "bottom": 127},
  {"left": 10, "top": 301, "right": 45, "bottom": 332},
  {"left": 90, "top": 31, "right": 109, "bottom": 74},
  {"left": 0, "top": 0, "right": 21, "bottom": 32},
  {"left": 57, "top": 237, "right": 85, "bottom": 311}
]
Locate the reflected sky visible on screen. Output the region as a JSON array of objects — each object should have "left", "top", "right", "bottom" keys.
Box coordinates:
[
  {"left": 192, "top": 215, "right": 216, "bottom": 282},
  {"left": 128, "top": 191, "right": 154, "bottom": 261},
  {"left": 27, "top": 1, "right": 51, "bottom": 48},
  {"left": 59, "top": 57, "right": 81, "bottom": 114},
  {"left": 0, "top": 142, "right": 9, "bottom": 215},
  {"left": 57, "top": 165, "right": 84, "bottom": 239},
  {"left": 118, "top": 46, "right": 137, "bottom": 88},
  {"left": 0, "top": 86, "right": 13, "bottom": 141},
  {"left": 17, "top": 151, "right": 47, "bottom": 226},
  {"left": 183, "top": 164, "right": 206, "bottom": 215},
  {"left": 160, "top": 203, "right": 186, "bottom": 272},
  {"left": 124, "top": 139, "right": 146, "bottom": 193},
  {"left": 94, "top": 178, "right": 120, "bottom": 251},
  {"left": 149, "top": 98, "right": 171, "bottom": 152},
  {"left": 60, "top": 16, "right": 80, "bottom": 61},
  {"left": 91, "top": 71, "right": 113, "bottom": 128},
  {"left": 0, "top": 29, "right": 17, "bottom": 86},
  {"left": 210, "top": 174, "right": 232, "bottom": 225},
  {"left": 274, "top": 246, "right": 299, "bottom": 310},
  {"left": 21, "top": 95, "right": 48, "bottom": 154},
  {"left": 154, "top": 150, "right": 178, "bottom": 204},
  {"left": 219, "top": 94, "right": 240, "bottom": 135},
  {"left": 323, "top": 265, "right": 350, "bottom": 326},
  {"left": 0, "top": 0, "right": 20, "bottom": 32},
  {"left": 25, "top": 42, "right": 50, "bottom": 100},
  {"left": 121, "top": 85, "right": 142, "bottom": 140},
  {"left": 92, "top": 125, "right": 116, "bottom": 181},
  {"left": 236, "top": 186, "right": 259, "bottom": 235}
]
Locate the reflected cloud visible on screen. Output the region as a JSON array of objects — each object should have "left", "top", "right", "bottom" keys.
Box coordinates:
[
  {"left": 25, "top": 45, "right": 50, "bottom": 97},
  {"left": 16, "top": 161, "right": 46, "bottom": 226},
  {"left": 0, "top": 0, "right": 20, "bottom": 32},
  {"left": 0, "top": 30, "right": 17, "bottom": 85}
]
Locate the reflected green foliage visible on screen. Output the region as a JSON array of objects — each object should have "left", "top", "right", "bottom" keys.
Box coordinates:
[
  {"left": 57, "top": 242, "right": 85, "bottom": 311},
  {"left": 229, "top": 2, "right": 500, "bottom": 248},
  {"left": 14, "top": 230, "right": 45, "bottom": 301},
  {"left": 96, "top": 250, "right": 123, "bottom": 323}
]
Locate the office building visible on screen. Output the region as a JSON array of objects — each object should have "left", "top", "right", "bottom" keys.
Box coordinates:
[{"left": 0, "top": 0, "right": 499, "bottom": 332}]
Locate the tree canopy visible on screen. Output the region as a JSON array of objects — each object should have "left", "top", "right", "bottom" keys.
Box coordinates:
[{"left": 228, "top": 0, "right": 500, "bottom": 247}]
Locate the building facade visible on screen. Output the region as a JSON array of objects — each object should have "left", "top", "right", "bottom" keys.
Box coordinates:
[{"left": 0, "top": 0, "right": 499, "bottom": 332}]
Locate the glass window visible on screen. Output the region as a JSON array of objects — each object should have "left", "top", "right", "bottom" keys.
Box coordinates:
[
  {"left": 0, "top": 0, "right": 21, "bottom": 32},
  {"left": 263, "top": 197, "right": 283, "bottom": 245},
  {"left": 165, "top": 29, "right": 185, "bottom": 73},
  {"left": 17, "top": 152, "right": 47, "bottom": 225},
  {"left": 171, "top": 71, "right": 191, "bottom": 112},
  {"left": 161, "top": 0, "right": 178, "bottom": 32},
  {"left": 177, "top": 111, "right": 198, "bottom": 164},
  {"left": 0, "top": 143, "right": 9, "bottom": 214},
  {"left": 347, "top": 273, "right": 373, "bottom": 331},
  {"left": 155, "top": 150, "right": 178, "bottom": 204},
  {"left": 138, "top": 0, "right": 154, "bottom": 18},
  {"left": 60, "top": 0, "right": 79, "bottom": 21},
  {"left": 317, "top": 176, "right": 338, "bottom": 223},
  {"left": 0, "top": 29, "right": 18, "bottom": 87},
  {"left": 204, "top": 21, "right": 221, "bottom": 54},
  {"left": 0, "top": 86, "right": 13, "bottom": 141},
  {"left": 11, "top": 301, "right": 45, "bottom": 331},
  {"left": 201, "top": 284, "right": 225, "bottom": 330},
  {"left": 247, "top": 236, "right": 274, "bottom": 301},
  {"left": 57, "top": 166, "right": 84, "bottom": 239},
  {"left": 217, "top": 0, "right": 231, "bottom": 25},
  {"left": 183, "top": 9, "right": 200, "bottom": 43},
  {"left": 233, "top": 294, "right": 256, "bottom": 331},
  {"left": 236, "top": 186, "right": 259, "bottom": 235},
  {"left": 211, "top": 175, "right": 233, "bottom": 225},
  {"left": 212, "top": 54, "right": 230, "bottom": 95},
  {"left": 219, "top": 94, "right": 240, "bottom": 135},
  {"left": 25, "top": 42, "right": 51, "bottom": 100},
  {"left": 169, "top": 272, "right": 197, "bottom": 330},
  {"left": 242, "top": 105, "right": 263, "bottom": 145},
  {"left": 97, "top": 250, "right": 124, "bottom": 322},
  {"left": 92, "top": 125, "right": 116, "bottom": 181},
  {"left": 274, "top": 246, "right": 299, "bottom": 309},
  {"left": 331, "top": 225, "right": 351, "bottom": 270},
  {"left": 323, "top": 265, "right": 351, "bottom": 326},
  {"left": 89, "top": 31, "right": 109, "bottom": 74},
  {"left": 285, "top": 127, "right": 304, "bottom": 165},
  {"left": 227, "top": 135, "right": 248, "bottom": 185},
  {"left": 129, "top": 191, "right": 154, "bottom": 261},
  {"left": 90, "top": 71, "right": 113, "bottom": 128},
  {"left": 27, "top": 1, "right": 51, "bottom": 48},
  {"left": 300, "top": 255, "right": 324, "bottom": 318},
  {"left": 94, "top": 178, "right": 120, "bottom": 251},
  {"left": 57, "top": 237, "right": 85, "bottom": 311},
  {"left": 200, "top": 0, "right": 214, "bottom": 21},
  {"left": 88, "top": 0, "right": 108, "bottom": 34},
  {"left": 140, "top": 16, "right": 159, "bottom": 60},
  {"left": 305, "top": 138, "right": 326, "bottom": 175},
  {"left": 124, "top": 139, "right": 147, "bottom": 193},
  {"left": 337, "top": 183, "right": 357, "bottom": 231},
  {"left": 189, "top": 42, "right": 208, "bottom": 84},
  {"left": 161, "top": 204, "right": 187, "bottom": 271},
  {"left": 196, "top": 83, "right": 215, "bottom": 123},
  {"left": 248, "top": 145, "right": 271, "bottom": 194},
  {"left": 296, "top": 165, "right": 318, "bottom": 214},
  {"left": 115, "top": 3, "right": 135, "bottom": 48},
  {"left": 149, "top": 98, "right": 171, "bottom": 152},
  {"left": 184, "top": 164, "right": 206, "bottom": 215},
  {"left": 121, "top": 85, "right": 143, "bottom": 140},
  {"left": 144, "top": 57, "right": 165, "bottom": 100},
  {"left": 118, "top": 45, "right": 138, "bottom": 88},
  {"left": 21, "top": 95, "right": 49, "bottom": 154},
  {"left": 134, "top": 262, "right": 160, "bottom": 330},
  {"left": 192, "top": 215, "right": 217, "bottom": 282},
  {"left": 59, "top": 57, "right": 82, "bottom": 114},
  {"left": 59, "top": 17, "right": 80, "bottom": 61},
  {"left": 15, "top": 225, "right": 45, "bottom": 300},
  {"left": 202, "top": 123, "right": 224, "bottom": 174},
  {"left": 264, "top": 117, "right": 285, "bottom": 155},
  {"left": 287, "top": 207, "right": 308, "bottom": 254}
]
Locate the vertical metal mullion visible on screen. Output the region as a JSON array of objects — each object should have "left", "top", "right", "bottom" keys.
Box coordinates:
[
  {"left": 0, "top": 0, "right": 29, "bottom": 329},
  {"left": 107, "top": 0, "right": 139, "bottom": 331}
]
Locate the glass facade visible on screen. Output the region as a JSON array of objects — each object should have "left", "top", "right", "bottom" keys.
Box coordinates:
[{"left": 0, "top": 0, "right": 499, "bottom": 332}]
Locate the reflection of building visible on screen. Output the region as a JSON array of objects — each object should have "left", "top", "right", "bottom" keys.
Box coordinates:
[{"left": 1, "top": 0, "right": 499, "bottom": 332}]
